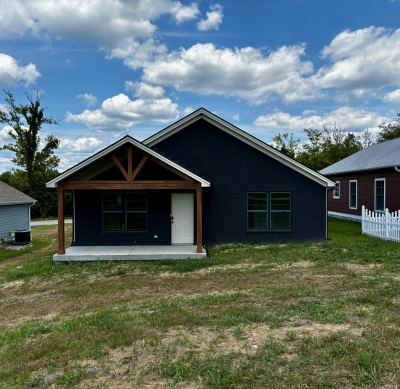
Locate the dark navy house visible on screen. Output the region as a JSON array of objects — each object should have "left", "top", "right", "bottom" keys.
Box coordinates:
[{"left": 47, "top": 109, "right": 335, "bottom": 259}]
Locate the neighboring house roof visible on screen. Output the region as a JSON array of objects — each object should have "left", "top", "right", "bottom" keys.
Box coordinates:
[
  {"left": 143, "top": 108, "right": 335, "bottom": 188},
  {"left": 46, "top": 135, "right": 211, "bottom": 188},
  {"left": 319, "top": 138, "right": 400, "bottom": 175},
  {"left": 0, "top": 181, "right": 36, "bottom": 206}
]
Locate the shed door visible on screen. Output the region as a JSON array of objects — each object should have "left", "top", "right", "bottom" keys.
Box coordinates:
[{"left": 171, "top": 193, "right": 194, "bottom": 245}]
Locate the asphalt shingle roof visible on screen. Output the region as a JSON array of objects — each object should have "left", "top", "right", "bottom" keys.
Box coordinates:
[
  {"left": 319, "top": 138, "right": 400, "bottom": 175},
  {"left": 0, "top": 181, "right": 36, "bottom": 205}
]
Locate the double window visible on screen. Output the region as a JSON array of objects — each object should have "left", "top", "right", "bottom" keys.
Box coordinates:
[
  {"left": 349, "top": 180, "right": 357, "bottom": 209},
  {"left": 333, "top": 181, "right": 340, "bottom": 198},
  {"left": 375, "top": 179, "right": 385, "bottom": 212},
  {"left": 247, "top": 192, "right": 291, "bottom": 231},
  {"left": 103, "top": 192, "right": 147, "bottom": 231}
]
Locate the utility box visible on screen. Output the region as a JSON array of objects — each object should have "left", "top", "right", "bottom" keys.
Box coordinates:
[{"left": 14, "top": 230, "right": 31, "bottom": 245}]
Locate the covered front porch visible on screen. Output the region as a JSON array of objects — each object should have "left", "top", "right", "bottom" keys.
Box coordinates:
[
  {"left": 47, "top": 137, "right": 211, "bottom": 261},
  {"left": 53, "top": 245, "right": 207, "bottom": 262}
]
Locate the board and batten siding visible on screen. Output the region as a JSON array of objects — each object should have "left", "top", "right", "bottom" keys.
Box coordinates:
[
  {"left": 326, "top": 168, "right": 400, "bottom": 216},
  {"left": 0, "top": 205, "right": 30, "bottom": 239}
]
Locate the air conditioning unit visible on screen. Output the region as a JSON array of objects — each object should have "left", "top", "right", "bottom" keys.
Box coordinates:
[{"left": 14, "top": 230, "right": 31, "bottom": 245}]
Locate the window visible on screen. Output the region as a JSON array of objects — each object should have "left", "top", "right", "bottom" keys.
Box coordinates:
[
  {"left": 349, "top": 180, "right": 357, "bottom": 209},
  {"left": 375, "top": 179, "right": 385, "bottom": 212},
  {"left": 333, "top": 181, "right": 340, "bottom": 198},
  {"left": 247, "top": 192, "right": 291, "bottom": 231},
  {"left": 103, "top": 192, "right": 147, "bottom": 231}
]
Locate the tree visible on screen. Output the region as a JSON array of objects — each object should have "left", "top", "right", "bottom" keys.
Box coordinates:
[
  {"left": 270, "top": 132, "right": 300, "bottom": 159},
  {"left": 0, "top": 89, "right": 61, "bottom": 217},
  {"left": 0, "top": 89, "right": 60, "bottom": 193},
  {"left": 376, "top": 113, "right": 400, "bottom": 143},
  {"left": 296, "top": 122, "right": 369, "bottom": 171}
]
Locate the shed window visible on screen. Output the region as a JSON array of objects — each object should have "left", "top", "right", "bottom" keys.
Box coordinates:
[
  {"left": 247, "top": 192, "right": 291, "bottom": 231},
  {"left": 375, "top": 179, "right": 385, "bottom": 212},
  {"left": 103, "top": 192, "right": 147, "bottom": 231},
  {"left": 333, "top": 181, "right": 340, "bottom": 198},
  {"left": 349, "top": 180, "right": 357, "bottom": 209}
]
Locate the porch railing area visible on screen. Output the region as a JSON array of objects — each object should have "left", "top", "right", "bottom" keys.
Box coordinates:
[{"left": 362, "top": 206, "right": 400, "bottom": 243}]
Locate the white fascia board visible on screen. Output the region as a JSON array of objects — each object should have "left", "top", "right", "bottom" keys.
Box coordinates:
[
  {"left": 0, "top": 201, "right": 36, "bottom": 206},
  {"left": 144, "top": 109, "right": 336, "bottom": 188},
  {"left": 46, "top": 136, "right": 210, "bottom": 188}
]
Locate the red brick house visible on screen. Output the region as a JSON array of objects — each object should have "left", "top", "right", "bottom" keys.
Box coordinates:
[{"left": 320, "top": 138, "right": 400, "bottom": 221}]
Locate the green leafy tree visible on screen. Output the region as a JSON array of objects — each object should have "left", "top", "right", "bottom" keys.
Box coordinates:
[
  {"left": 0, "top": 89, "right": 60, "bottom": 194},
  {"left": 0, "top": 90, "right": 64, "bottom": 218},
  {"left": 270, "top": 132, "right": 300, "bottom": 158},
  {"left": 296, "top": 122, "right": 368, "bottom": 171},
  {"left": 376, "top": 113, "right": 400, "bottom": 143}
]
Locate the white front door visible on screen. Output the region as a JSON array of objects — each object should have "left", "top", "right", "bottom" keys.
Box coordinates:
[{"left": 171, "top": 193, "right": 194, "bottom": 244}]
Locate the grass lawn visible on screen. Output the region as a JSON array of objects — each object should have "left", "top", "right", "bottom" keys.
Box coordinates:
[{"left": 1, "top": 218, "right": 400, "bottom": 388}]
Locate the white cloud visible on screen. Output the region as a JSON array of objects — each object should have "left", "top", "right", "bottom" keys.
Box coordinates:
[
  {"left": 0, "top": 53, "right": 41, "bottom": 88},
  {"left": 173, "top": 2, "right": 200, "bottom": 24},
  {"left": 125, "top": 81, "right": 165, "bottom": 99},
  {"left": 383, "top": 89, "right": 400, "bottom": 104},
  {"left": 142, "top": 43, "right": 316, "bottom": 104},
  {"left": 0, "top": 126, "right": 14, "bottom": 149},
  {"left": 183, "top": 106, "right": 195, "bottom": 116},
  {"left": 108, "top": 38, "right": 167, "bottom": 70},
  {"left": 253, "top": 107, "right": 389, "bottom": 133},
  {"left": 60, "top": 137, "right": 103, "bottom": 151},
  {"left": 0, "top": 0, "right": 202, "bottom": 43},
  {"left": 232, "top": 114, "right": 240, "bottom": 122},
  {"left": 314, "top": 27, "right": 400, "bottom": 95},
  {"left": 66, "top": 92, "right": 179, "bottom": 131},
  {"left": 197, "top": 4, "right": 223, "bottom": 31},
  {"left": 77, "top": 93, "right": 98, "bottom": 107}
]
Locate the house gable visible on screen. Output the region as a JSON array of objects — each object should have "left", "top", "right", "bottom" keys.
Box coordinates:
[
  {"left": 144, "top": 108, "right": 335, "bottom": 188},
  {"left": 46, "top": 136, "right": 210, "bottom": 189}
]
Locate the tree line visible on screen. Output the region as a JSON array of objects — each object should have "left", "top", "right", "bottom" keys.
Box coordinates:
[
  {"left": 271, "top": 114, "right": 400, "bottom": 172},
  {"left": 1, "top": 89, "right": 399, "bottom": 218}
]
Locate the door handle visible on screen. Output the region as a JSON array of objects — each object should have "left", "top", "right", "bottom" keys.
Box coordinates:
[{"left": 170, "top": 215, "right": 174, "bottom": 223}]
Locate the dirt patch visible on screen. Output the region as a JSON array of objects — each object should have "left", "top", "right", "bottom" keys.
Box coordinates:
[
  {"left": 343, "top": 263, "right": 383, "bottom": 272},
  {"left": 72, "top": 321, "right": 364, "bottom": 388}
]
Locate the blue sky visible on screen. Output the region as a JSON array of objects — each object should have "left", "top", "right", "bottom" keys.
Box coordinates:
[{"left": 0, "top": 0, "right": 399, "bottom": 173}]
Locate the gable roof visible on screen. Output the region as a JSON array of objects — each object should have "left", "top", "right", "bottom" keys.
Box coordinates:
[
  {"left": 319, "top": 138, "right": 400, "bottom": 175},
  {"left": 143, "top": 108, "right": 335, "bottom": 188},
  {"left": 46, "top": 135, "right": 211, "bottom": 188},
  {"left": 0, "top": 181, "right": 36, "bottom": 206}
]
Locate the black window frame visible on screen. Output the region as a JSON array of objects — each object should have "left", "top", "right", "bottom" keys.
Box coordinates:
[
  {"left": 247, "top": 192, "right": 291, "bottom": 231},
  {"left": 102, "top": 191, "right": 147, "bottom": 232},
  {"left": 374, "top": 178, "right": 385, "bottom": 212}
]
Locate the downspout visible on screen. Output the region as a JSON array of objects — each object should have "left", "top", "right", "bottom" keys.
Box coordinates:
[
  {"left": 395, "top": 166, "right": 400, "bottom": 173},
  {"left": 326, "top": 187, "right": 335, "bottom": 240}
]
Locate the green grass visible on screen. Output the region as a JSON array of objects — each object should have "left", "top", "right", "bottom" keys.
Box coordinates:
[{"left": 1, "top": 218, "right": 400, "bottom": 388}]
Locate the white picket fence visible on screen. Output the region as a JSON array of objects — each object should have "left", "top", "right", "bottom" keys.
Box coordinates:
[{"left": 362, "top": 206, "right": 400, "bottom": 242}]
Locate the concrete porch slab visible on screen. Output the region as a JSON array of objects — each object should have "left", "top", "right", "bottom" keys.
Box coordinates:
[{"left": 53, "top": 245, "right": 207, "bottom": 261}]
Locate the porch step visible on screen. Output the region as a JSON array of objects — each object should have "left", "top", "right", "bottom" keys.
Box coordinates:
[{"left": 53, "top": 245, "right": 207, "bottom": 262}]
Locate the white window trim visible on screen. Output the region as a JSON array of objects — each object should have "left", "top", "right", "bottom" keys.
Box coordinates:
[
  {"left": 333, "top": 181, "right": 340, "bottom": 199},
  {"left": 374, "top": 178, "right": 386, "bottom": 212},
  {"left": 349, "top": 180, "right": 357, "bottom": 210}
]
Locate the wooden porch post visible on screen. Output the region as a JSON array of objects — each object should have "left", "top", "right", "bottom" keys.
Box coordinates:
[
  {"left": 57, "top": 183, "right": 65, "bottom": 255},
  {"left": 196, "top": 183, "right": 203, "bottom": 253}
]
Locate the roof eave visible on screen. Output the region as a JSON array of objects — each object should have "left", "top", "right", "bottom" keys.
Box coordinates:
[
  {"left": 322, "top": 164, "right": 400, "bottom": 176},
  {"left": 0, "top": 200, "right": 36, "bottom": 206}
]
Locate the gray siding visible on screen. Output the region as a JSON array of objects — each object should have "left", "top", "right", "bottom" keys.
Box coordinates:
[{"left": 0, "top": 205, "right": 30, "bottom": 239}]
